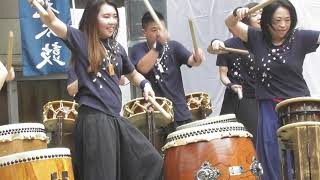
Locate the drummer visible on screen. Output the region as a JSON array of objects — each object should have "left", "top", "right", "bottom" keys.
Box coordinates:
[
  {"left": 210, "top": 2, "right": 261, "bottom": 144},
  {"left": 130, "top": 11, "right": 206, "bottom": 128},
  {"left": 0, "top": 61, "right": 15, "bottom": 90},
  {"left": 225, "top": 0, "right": 320, "bottom": 179}
]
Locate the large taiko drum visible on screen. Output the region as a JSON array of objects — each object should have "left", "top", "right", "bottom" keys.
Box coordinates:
[
  {"left": 0, "top": 148, "right": 74, "bottom": 180},
  {"left": 176, "top": 114, "right": 237, "bottom": 131},
  {"left": 186, "top": 92, "right": 213, "bottom": 120},
  {"left": 43, "top": 100, "right": 79, "bottom": 132},
  {"left": 275, "top": 97, "right": 320, "bottom": 126},
  {"left": 163, "top": 122, "right": 262, "bottom": 180},
  {"left": 0, "top": 123, "right": 49, "bottom": 157}
]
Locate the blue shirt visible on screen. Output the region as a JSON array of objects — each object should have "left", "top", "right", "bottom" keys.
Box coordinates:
[
  {"left": 130, "top": 40, "right": 192, "bottom": 122},
  {"left": 64, "top": 26, "right": 135, "bottom": 116},
  {"left": 247, "top": 27, "right": 320, "bottom": 99},
  {"left": 216, "top": 37, "right": 256, "bottom": 98}
]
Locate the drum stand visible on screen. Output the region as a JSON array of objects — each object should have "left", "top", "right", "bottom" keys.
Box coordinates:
[
  {"left": 145, "top": 110, "right": 167, "bottom": 153},
  {"left": 146, "top": 110, "right": 156, "bottom": 146},
  {"left": 50, "top": 115, "right": 67, "bottom": 148}
]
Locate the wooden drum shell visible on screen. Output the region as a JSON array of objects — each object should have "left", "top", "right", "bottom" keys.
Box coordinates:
[{"left": 0, "top": 148, "right": 74, "bottom": 180}]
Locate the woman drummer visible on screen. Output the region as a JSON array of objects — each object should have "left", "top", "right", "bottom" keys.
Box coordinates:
[
  {"left": 28, "top": 0, "right": 163, "bottom": 179},
  {"left": 225, "top": 0, "right": 320, "bottom": 179},
  {"left": 210, "top": 2, "right": 261, "bottom": 144}
]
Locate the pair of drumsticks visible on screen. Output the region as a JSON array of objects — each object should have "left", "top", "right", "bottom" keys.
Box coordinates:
[{"left": 206, "top": 0, "right": 275, "bottom": 55}]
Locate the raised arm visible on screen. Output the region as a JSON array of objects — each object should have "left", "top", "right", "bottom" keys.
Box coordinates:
[
  {"left": 225, "top": 7, "right": 249, "bottom": 43},
  {"left": 136, "top": 47, "right": 160, "bottom": 75},
  {"left": 187, "top": 48, "right": 205, "bottom": 67},
  {"left": 29, "top": 0, "right": 67, "bottom": 40}
]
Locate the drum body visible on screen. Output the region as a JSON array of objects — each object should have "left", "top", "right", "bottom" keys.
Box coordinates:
[
  {"left": 0, "top": 148, "right": 74, "bottom": 180},
  {"left": 275, "top": 97, "right": 320, "bottom": 125},
  {"left": 186, "top": 92, "right": 213, "bottom": 120},
  {"left": 123, "top": 97, "right": 174, "bottom": 152},
  {"left": 0, "top": 123, "right": 48, "bottom": 156},
  {"left": 277, "top": 122, "right": 320, "bottom": 180},
  {"left": 43, "top": 100, "right": 79, "bottom": 132},
  {"left": 163, "top": 122, "right": 261, "bottom": 180}
]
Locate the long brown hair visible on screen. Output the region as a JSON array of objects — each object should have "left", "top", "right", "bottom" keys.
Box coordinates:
[{"left": 73, "top": 1, "right": 119, "bottom": 74}]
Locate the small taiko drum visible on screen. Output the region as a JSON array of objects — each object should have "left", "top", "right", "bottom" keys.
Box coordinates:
[
  {"left": 176, "top": 114, "right": 237, "bottom": 131},
  {"left": 123, "top": 97, "right": 174, "bottom": 129},
  {"left": 123, "top": 97, "right": 174, "bottom": 152},
  {"left": 163, "top": 122, "right": 263, "bottom": 180},
  {"left": 0, "top": 123, "right": 49, "bottom": 157},
  {"left": 43, "top": 100, "right": 79, "bottom": 132},
  {"left": 275, "top": 97, "right": 320, "bottom": 126},
  {"left": 186, "top": 92, "right": 213, "bottom": 120},
  {"left": 0, "top": 148, "right": 74, "bottom": 180}
]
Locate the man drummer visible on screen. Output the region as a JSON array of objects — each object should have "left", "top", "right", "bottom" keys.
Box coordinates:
[
  {"left": 0, "top": 61, "right": 15, "bottom": 90},
  {"left": 130, "top": 11, "right": 205, "bottom": 128}
]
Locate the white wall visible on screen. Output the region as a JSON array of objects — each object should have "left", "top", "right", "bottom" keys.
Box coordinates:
[{"left": 291, "top": 0, "right": 320, "bottom": 97}]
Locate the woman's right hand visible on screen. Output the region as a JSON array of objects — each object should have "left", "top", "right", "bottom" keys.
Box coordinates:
[
  {"left": 231, "top": 84, "right": 242, "bottom": 94},
  {"left": 211, "top": 40, "right": 227, "bottom": 54},
  {"left": 235, "top": 7, "right": 249, "bottom": 20}
]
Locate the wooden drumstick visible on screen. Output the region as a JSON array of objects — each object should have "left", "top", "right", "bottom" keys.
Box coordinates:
[
  {"left": 143, "top": 0, "right": 165, "bottom": 31},
  {"left": 6, "top": 31, "right": 13, "bottom": 71},
  {"left": 223, "top": 47, "right": 249, "bottom": 55},
  {"left": 207, "top": 45, "right": 249, "bottom": 55},
  {"left": 147, "top": 96, "right": 173, "bottom": 120},
  {"left": 237, "top": 88, "right": 243, "bottom": 100},
  {"left": 247, "top": 0, "right": 275, "bottom": 15},
  {"left": 188, "top": 18, "right": 199, "bottom": 53},
  {"left": 31, "top": 0, "right": 49, "bottom": 16}
]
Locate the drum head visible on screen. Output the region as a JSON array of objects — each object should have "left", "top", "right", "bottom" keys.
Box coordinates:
[
  {"left": 43, "top": 100, "right": 78, "bottom": 132},
  {"left": 177, "top": 114, "right": 237, "bottom": 130},
  {"left": 123, "top": 97, "right": 174, "bottom": 128},
  {"left": 185, "top": 92, "right": 213, "bottom": 120}
]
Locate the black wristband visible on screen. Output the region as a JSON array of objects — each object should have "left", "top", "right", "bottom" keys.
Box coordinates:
[
  {"left": 140, "top": 79, "right": 150, "bottom": 90},
  {"left": 233, "top": 7, "right": 242, "bottom": 17},
  {"left": 226, "top": 82, "right": 234, "bottom": 89}
]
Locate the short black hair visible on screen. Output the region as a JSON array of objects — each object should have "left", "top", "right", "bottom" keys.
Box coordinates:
[
  {"left": 261, "top": 0, "right": 297, "bottom": 45},
  {"left": 242, "top": 2, "right": 259, "bottom": 25},
  {"left": 141, "top": 11, "right": 164, "bottom": 29}
]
